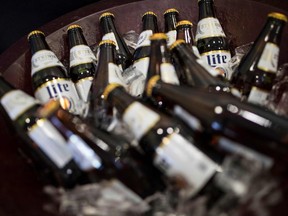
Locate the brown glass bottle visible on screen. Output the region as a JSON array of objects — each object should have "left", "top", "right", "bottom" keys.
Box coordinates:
[
  {"left": 28, "top": 30, "right": 82, "bottom": 115},
  {"left": 67, "top": 24, "right": 96, "bottom": 103},
  {"left": 196, "top": 0, "right": 231, "bottom": 78},
  {"left": 89, "top": 40, "right": 126, "bottom": 127},
  {"left": 99, "top": 12, "right": 132, "bottom": 70},
  {"left": 176, "top": 20, "right": 195, "bottom": 48},
  {"left": 146, "top": 76, "right": 288, "bottom": 172},
  {"left": 39, "top": 100, "right": 165, "bottom": 198},
  {"left": 170, "top": 40, "right": 231, "bottom": 92},
  {"left": 164, "top": 8, "right": 179, "bottom": 47},
  {"left": 230, "top": 13, "right": 287, "bottom": 106},
  {"left": 103, "top": 83, "right": 221, "bottom": 199},
  {"left": 0, "top": 76, "right": 84, "bottom": 188}
]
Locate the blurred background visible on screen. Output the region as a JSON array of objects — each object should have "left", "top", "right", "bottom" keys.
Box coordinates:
[{"left": 0, "top": 0, "right": 287, "bottom": 54}]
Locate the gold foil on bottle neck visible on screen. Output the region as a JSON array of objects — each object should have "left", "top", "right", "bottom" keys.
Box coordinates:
[
  {"left": 98, "top": 40, "right": 116, "bottom": 47},
  {"left": 146, "top": 75, "right": 160, "bottom": 97},
  {"left": 150, "top": 33, "right": 167, "bottom": 40},
  {"left": 103, "top": 83, "right": 123, "bottom": 100},
  {"left": 176, "top": 20, "right": 193, "bottom": 28},
  {"left": 164, "top": 8, "right": 179, "bottom": 15},
  {"left": 169, "top": 39, "right": 185, "bottom": 51},
  {"left": 27, "top": 30, "right": 45, "bottom": 40},
  {"left": 67, "top": 24, "right": 82, "bottom": 31},
  {"left": 99, "top": 12, "right": 115, "bottom": 21},
  {"left": 268, "top": 12, "right": 288, "bottom": 22},
  {"left": 142, "top": 11, "right": 157, "bottom": 18}
]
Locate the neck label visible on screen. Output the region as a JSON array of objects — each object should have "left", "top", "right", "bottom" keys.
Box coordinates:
[
  {"left": 160, "top": 63, "right": 180, "bottom": 85},
  {"left": 247, "top": 86, "right": 270, "bottom": 106},
  {"left": 1, "top": 90, "right": 38, "bottom": 120},
  {"left": 69, "top": 45, "right": 96, "bottom": 67},
  {"left": 136, "top": 30, "right": 153, "bottom": 49},
  {"left": 257, "top": 42, "right": 279, "bottom": 73},
  {"left": 195, "top": 17, "right": 226, "bottom": 41},
  {"left": 31, "top": 50, "right": 65, "bottom": 75},
  {"left": 166, "top": 30, "right": 177, "bottom": 47},
  {"left": 102, "top": 33, "right": 119, "bottom": 50}
]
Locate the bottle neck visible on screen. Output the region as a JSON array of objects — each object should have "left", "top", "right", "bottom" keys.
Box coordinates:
[
  {"left": 142, "top": 15, "right": 159, "bottom": 32},
  {"left": 0, "top": 77, "right": 14, "bottom": 98},
  {"left": 260, "top": 17, "right": 285, "bottom": 45},
  {"left": 198, "top": 0, "right": 216, "bottom": 20},
  {"left": 164, "top": 12, "right": 178, "bottom": 32},
  {"left": 100, "top": 16, "right": 117, "bottom": 35},
  {"left": 176, "top": 25, "right": 194, "bottom": 47},
  {"left": 28, "top": 34, "right": 51, "bottom": 54},
  {"left": 68, "top": 28, "right": 88, "bottom": 48},
  {"left": 106, "top": 86, "right": 135, "bottom": 115}
]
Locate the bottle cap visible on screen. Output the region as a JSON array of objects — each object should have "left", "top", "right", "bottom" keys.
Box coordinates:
[
  {"left": 99, "top": 12, "right": 115, "bottom": 21},
  {"left": 142, "top": 11, "right": 157, "bottom": 18},
  {"left": 103, "top": 83, "right": 123, "bottom": 100},
  {"left": 176, "top": 20, "right": 193, "bottom": 28},
  {"left": 268, "top": 12, "right": 288, "bottom": 22},
  {"left": 150, "top": 33, "right": 168, "bottom": 40},
  {"left": 164, "top": 8, "right": 179, "bottom": 15},
  {"left": 169, "top": 39, "right": 185, "bottom": 50},
  {"left": 67, "top": 24, "right": 82, "bottom": 31},
  {"left": 146, "top": 75, "right": 160, "bottom": 97},
  {"left": 27, "top": 30, "right": 45, "bottom": 40},
  {"left": 98, "top": 40, "right": 116, "bottom": 47},
  {"left": 37, "top": 100, "right": 61, "bottom": 118}
]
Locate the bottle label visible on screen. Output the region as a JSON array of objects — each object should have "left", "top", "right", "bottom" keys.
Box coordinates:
[
  {"left": 195, "top": 17, "right": 226, "bottom": 41},
  {"left": 67, "top": 134, "right": 102, "bottom": 171},
  {"left": 132, "top": 57, "right": 150, "bottom": 78},
  {"left": 257, "top": 42, "right": 279, "bottom": 73},
  {"left": 217, "top": 136, "right": 273, "bottom": 169},
  {"left": 28, "top": 119, "right": 73, "bottom": 168},
  {"left": 102, "top": 32, "right": 119, "bottom": 50},
  {"left": 247, "top": 86, "right": 269, "bottom": 105},
  {"left": 135, "top": 30, "right": 153, "bottom": 49},
  {"left": 123, "top": 101, "right": 160, "bottom": 140},
  {"left": 1, "top": 90, "right": 38, "bottom": 120},
  {"left": 31, "top": 50, "right": 66, "bottom": 76},
  {"left": 154, "top": 133, "right": 217, "bottom": 198},
  {"left": 160, "top": 63, "right": 180, "bottom": 85},
  {"left": 75, "top": 77, "right": 93, "bottom": 102},
  {"left": 200, "top": 50, "right": 232, "bottom": 78},
  {"left": 108, "top": 63, "right": 126, "bottom": 85},
  {"left": 196, "top": 58, "right": 219, "bottom": 77},
  {"left": 69, "top": 45, "right": 96, "bottom": 67},
  {"left": 166, "top": 30, "right": 177, "bottom": 47},
  {"left": 34, "top": 78, "right": 82, "bottom": 115}
]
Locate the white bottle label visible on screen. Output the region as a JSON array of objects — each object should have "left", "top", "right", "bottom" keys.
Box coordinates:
[
  {"left": 123, "top": 102, "right": 160, "bottom": 140},
  {"left": 195, "top": 17, "right": 226, "bottom": 41},
  {"left": 31, "top": 50, "right": 66, "bottom": 76},
  {"left": 28, "top": 119, "right": 73, "bottom": 168},
  {"left": 136, "top": 30, "right": 153, "bottom": 49},
  {"left": 67, "top": 134, "right": 102, "bottom": 171},
  {"left": 257, "top": 42, "right": 279, "bottom": 73},
  {"left": 1, "top": 90, "right": 38, "bottom": 120},
  {"left": 102, "top": 32, "right": 119, "bottom": 50},
  {"left": 154, "top": 133, "right": 217, "bottom": 198},
  {"left": 108, "top": 63, "right": 126, "bottom": 86},
  {"left": 133, "top": 57, "right": 150, "bottom": 78},
  {"left": 160, "top": 63, "right": 180, "bottom": 85},
  {"left": 247, "top": 86, "right": 269, "bottom": 106},
  {"left": 69, "top": 45, "right": 96, "bottom": 67},
  {"left": 166, "top": 30, "right": 177, "bottom": 47},
  {"left": 75, "top": 77, "right": 93, "bottom": 102},
  {"left": 34, "top": 78, "right": 82, "bottom": 115},
  {"left": 200, "top": 51, "right": 232, "bottom": 78}
]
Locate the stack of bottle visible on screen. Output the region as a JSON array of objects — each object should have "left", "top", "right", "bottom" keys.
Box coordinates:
[{"left": 1, "top": 0, "right": 288, "bottom": 215}]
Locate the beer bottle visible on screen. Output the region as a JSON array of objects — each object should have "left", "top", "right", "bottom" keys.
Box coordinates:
[
  {"left": 164, "top": 8, "right": 179, "bottom": 47},
  {"left": 176, "top": 20, "right": 195, "bottom": 49},
  {"left": 131, "top": 11, "right": 159, "bottom": 77},
  {"left": 67, "top": 24, "right": 96, "bottom": 103},
  {"left": 0, "top": 76, "right": 84, "bottom": 188},
  {"left": 196, "top": 0, "right": 232, "bottom": 79},
  {"left": 230, "top": 12, "right": 287, "bottom": 106},
  {"left": 146, "top": 75, "right": 288, "bottom": 172},
  {"left": 103, "top": 83, "right": 219, "bottom": 199},
  {"left": 27, "top": 30, "right": 82, "bottom": 115},
  {"left": 99, "top": 12, "right": 133, "bottom": 70},
  {"left": 170, "top": 40, "right": 231, "bottom": 92},
  {"left": 89, "top": 40, "right": 126, "bottom": 127},
  {"left": 39, "top": 100, "right": 165, "bottom": 198}
]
